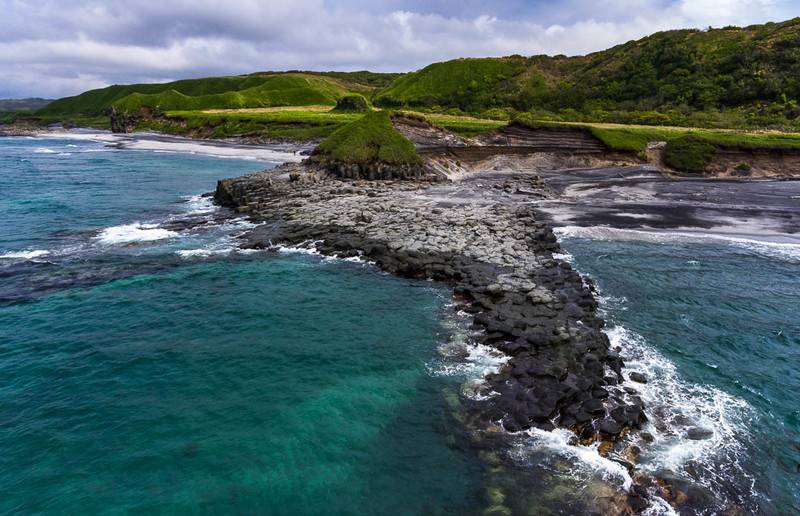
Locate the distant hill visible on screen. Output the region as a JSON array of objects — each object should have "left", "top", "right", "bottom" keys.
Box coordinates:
[
  {"left": 374, "top": 18, "right": 800, "bottom": 126},
  {"left": 38, "top": 72, "right": 397, "bottom": 117},
  {"left": 0, "top": 98, "right": 52, "bottom": 111}
]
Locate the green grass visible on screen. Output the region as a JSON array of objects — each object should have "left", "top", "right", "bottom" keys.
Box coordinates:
[
  {"left": 313, "top": 111, "right": 420, "bottom": 165},
  {"left": 664, "top": 136, "right": 716, "bottom": 173}
]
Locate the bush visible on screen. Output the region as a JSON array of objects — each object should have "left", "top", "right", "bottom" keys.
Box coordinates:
[
  {"left": 664, "top": 135, "right": 715, "bottom": 173},
  {"left": 332, "top": 94, "right": 370, "bottom": 113}
]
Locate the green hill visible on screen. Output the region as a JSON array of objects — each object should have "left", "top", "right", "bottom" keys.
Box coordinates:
[
  {"left": 374, "top": 58, "right": 526, "bottom": 110},
  {"left": 38, "top": 72, "right": 389, "bottom": 117},
  {"left": 375, "top": 18, "right": 800, "bottom": 127},
  {"left": 112, "top": 75, "right": 352, "bottom": 113},
  {"left": 313, "top": 111, "right": 419, "bottom": 165}
]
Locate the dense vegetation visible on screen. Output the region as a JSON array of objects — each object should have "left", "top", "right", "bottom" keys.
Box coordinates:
[
  {"left": 332, "top": 94, "right": 370, "bottom": 112},
  {"left": 663, "top": 136, "right": 716, "bottom": 173},
  {"left": 374, "top": 18, "right": 800, "bottom": 130},
  {"left": 313, "top": 111, "right": 420, "bottom": 165}
]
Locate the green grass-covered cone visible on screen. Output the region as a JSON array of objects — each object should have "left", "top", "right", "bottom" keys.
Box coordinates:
[{"left": 313, "top": 111, "right": 420, "bottom": 165}]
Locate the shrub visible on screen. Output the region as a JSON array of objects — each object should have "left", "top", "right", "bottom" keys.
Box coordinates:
[
  {"left": 332, "top": 94, "right": 370, "bottom": 113},
  {"left": 664, "top": 135, "right": 715, "bottom": 173}
]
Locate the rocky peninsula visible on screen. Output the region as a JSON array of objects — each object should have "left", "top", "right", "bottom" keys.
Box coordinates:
[{"left": 212, "top": 113, "right": 664, "bottom": 513}]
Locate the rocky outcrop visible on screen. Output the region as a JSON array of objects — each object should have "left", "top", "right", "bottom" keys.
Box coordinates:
[
  {"left": 321, "top": 160, "right": 436, "bottom": 181},
  {"left": 215, "top": 164, "right": 647, "bottom": 449},
  {"left": 110, "top": 107, "right": 138, "bottom": 133},
  {"left": 408, "top": 122, "right": 640, "bottom": 168},
  {"left": 392, "top": 114, "right": 473, "bottom": 148}
]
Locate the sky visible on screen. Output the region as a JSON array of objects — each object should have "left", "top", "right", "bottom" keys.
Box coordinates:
[{"left": 1, "top": 0, "right": 798, "bottom": 99}]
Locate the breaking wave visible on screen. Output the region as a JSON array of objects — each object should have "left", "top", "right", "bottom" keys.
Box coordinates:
[
  {"left": 95, "top": 223, "right": 179, "bottom": 245},
  {"left": 554, "top": 225, "right": 800, "bottom": 262}
]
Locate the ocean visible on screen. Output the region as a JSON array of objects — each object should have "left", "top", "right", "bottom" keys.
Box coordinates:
[{"left": 1, "top": 133, "right": 797, "bottom": 514}]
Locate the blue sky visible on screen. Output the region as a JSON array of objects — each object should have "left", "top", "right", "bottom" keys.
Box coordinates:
[{"left": 1, "top": 0, "right": 797, "bottom": 99}]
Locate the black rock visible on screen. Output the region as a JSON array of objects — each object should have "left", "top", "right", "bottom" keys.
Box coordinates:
[
  {"left": 501, "top": 416, "right": 522, "bottom": 433},
  {"left": 629, "top": 372, "right": 648, "bottom": 383},
  {"left": 598, "top": 418, "right": 622, "bottom": 436},
  {"left": 686, "top": 427, "right": 714, "bottom": 440},
  {"left": 581, "top": 398, "right": 606, "bottom": 416}
]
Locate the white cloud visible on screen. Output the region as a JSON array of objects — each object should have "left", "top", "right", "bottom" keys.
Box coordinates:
[{"left": 0, "top": 0, "right": 795, "bottom": 98}]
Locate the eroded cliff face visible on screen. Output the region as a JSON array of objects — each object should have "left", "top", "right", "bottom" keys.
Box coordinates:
[{"left": 707, "top": 147, "right": 800, "bottom": 177}]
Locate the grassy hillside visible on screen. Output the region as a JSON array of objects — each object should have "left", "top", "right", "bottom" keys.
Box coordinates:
[
  {"left": 112, "top": 75, "right": 351, "bottom": 112},
  {"left": 374, "top": 18, "right": 800, "bottom": 129},
  {"left": 375, "top": 58, "right": 526, "bottom": 111},
  {"left": 38, "top": 72, "right": 390, "bottom": 117}
]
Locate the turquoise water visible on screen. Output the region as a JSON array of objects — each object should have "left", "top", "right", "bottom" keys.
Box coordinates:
[
  {"left": 0, "top": 135, "right": 483, "bottom": 514},
  {"left": 558, "top": 228, "right": 800, "bottom": 513}
]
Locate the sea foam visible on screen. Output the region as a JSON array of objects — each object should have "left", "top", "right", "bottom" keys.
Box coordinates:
[
  {"left": 0, "top": 249, "right": 50, "bottom": 260},
  {"left": 555, "top": 225, "right": 800, "bottom": 262},
  {"left": 95, "top": 223, "right": 178, "bottom": 245}
]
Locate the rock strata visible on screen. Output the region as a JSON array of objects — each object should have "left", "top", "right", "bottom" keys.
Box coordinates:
[{"left": 215, "top": 163, "right": 648, "bottom": 450}]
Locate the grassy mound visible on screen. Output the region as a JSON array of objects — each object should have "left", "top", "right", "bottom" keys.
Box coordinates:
[
  {"left": 313, "top": 111, "right": 420, "bottom": 165},
  {"left": 664, "top": 136, "right": 716, "bottom": 173},
  {"left": 331, "top": 94, "right": 370, "bottom": 112}
]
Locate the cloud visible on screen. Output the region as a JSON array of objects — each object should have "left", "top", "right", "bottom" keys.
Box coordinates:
[{"left": 0, "top": 0, "right": 795, "bottom": 98}]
